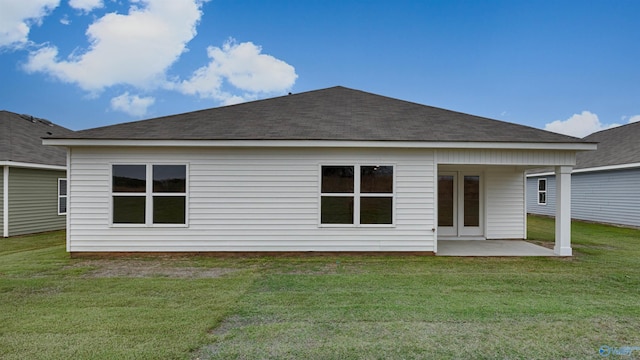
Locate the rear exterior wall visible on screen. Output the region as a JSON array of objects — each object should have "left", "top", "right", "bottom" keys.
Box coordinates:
[
  {"left": 67, "top": 147, "right": 437, "bottom": 252},
  {"left": 66, "top": 146, "right": 575, "bottom": 252}
]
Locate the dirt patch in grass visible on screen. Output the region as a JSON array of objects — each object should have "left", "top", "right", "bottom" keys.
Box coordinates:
[
  {"left": 275, "top": 261, "right": 353, "bottom": 275},
  {"left": 67, "top": 260, "right": 238, "bottom": 278},
  {"left": 208, "top": 315, "right": 254, "bottom": 335}
]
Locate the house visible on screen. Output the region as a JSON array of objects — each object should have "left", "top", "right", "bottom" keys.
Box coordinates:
[
  {"left": 1, "top": 111, "right": 74, "bottom": 237},
  {"left": 527, "top": 121, "right": 640, "bottom": 228},
  {"left": 43, "top": 86, "right": 595, "bottom": 255}
]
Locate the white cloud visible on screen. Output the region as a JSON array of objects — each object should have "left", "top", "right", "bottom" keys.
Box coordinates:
[
  {"left": 627, "top": 115, "right": 640, "bottom": 124},
  {"left": 110, "top": 92, "right": 155, "bottom": 117},
  {"left": 0, "top": 0, "right": 59, "bottom": 48},
  {"left": 544, "top": 111, "right": 622, "bottom": 138},
  {"left": 177, "top": 39, "right": 297, "bottom": 104},
  {"left": 68, "top": 0, "right": 103, "bottom": 13},
  {"left": 17, "top": 0, "right": 297, "bottom": 115},
  {"left": 60, "top": 15, "right": 70, "bottom": 25},
  {"left": 24, "top": 0, "right": 203, "bottom": 91}
]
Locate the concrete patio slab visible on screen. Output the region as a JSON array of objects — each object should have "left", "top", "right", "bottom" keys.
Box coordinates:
[{"left": 437, "top": 240, "right": 557, "bottom": 256}]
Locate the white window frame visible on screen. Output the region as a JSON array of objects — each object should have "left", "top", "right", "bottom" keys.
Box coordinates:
[
  {"left": 110, "top": 163, "right": 189, "bottom": 227},
  {"left": 57, "top": 178, "right": 67, "bottom": 215},
  {"left": 318, "top": 164, "right": 395, "bottom": 228},
  {"left": 537, "top": 178, "right": 547, "bottom": 205}
]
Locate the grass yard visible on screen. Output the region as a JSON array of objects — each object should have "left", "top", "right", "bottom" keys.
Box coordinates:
[{"left": 1, "top": 216, "right": 639, "bottom": 359}]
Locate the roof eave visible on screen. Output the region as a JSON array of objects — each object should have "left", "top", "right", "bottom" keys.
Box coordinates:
[
  {"left": 527, "top": 161, "right": 640, "bottom": 177},
  {"left": 0, "top": 160, "right": 66, "bottom": 170},
  {"left": 42, "top": 139, "right": 597, "bottom": 151}
]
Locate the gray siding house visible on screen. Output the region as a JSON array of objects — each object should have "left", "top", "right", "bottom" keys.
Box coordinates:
[
  {"left": 1, "top": 111, "right": 74, "bottom": 237},
  {"left": 527, "top": 121, "right": 640, "bottom": 227},
  {"left": 45, "top": 87, "right": 595, "bottom": 255}
]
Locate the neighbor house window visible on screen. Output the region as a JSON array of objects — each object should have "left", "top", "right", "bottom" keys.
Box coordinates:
[
  {"left": 58, "top": 178, "right": 67, "bottom": 215},
  {"left": 537, "top": 178, "right": 547, "bottom": 205},
  {"left": 320, "top": 165, "right": 394, "bottom": 226},
  {"left": 112, "top": 164, "right": 187, "bottom": 226}
]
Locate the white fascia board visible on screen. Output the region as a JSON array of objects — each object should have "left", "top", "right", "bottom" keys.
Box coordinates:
[
  {"left": 0, "top": 161, "right": 66, "bottom": 171},
  {"left": 573, "top": 162, "right": 640, "bottom": 173},
  {"left": 526, "top": 172, "right": 555, "bottom": 177},
  {"left": 526, "top": 162, "right": 640, "bottom": 177},
  {"left": 43, "top": 139, "right": 598, "bottom": 151}
]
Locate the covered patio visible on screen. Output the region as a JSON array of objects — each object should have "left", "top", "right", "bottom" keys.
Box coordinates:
[
  {"left": 437, "top": 240, "right": 557, "bottom": 256},
  {"left": 435, "top": 163, "right": 576, "bottom": 256}
]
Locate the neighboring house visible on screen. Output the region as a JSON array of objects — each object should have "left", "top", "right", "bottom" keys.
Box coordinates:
[
  {"left": 44, "top": 87, "right": 595, "bottom": 255},
  {"left": 1, "top": 111, "right": 74, "bottom": 237},
  {"left": 527, "top": 121, "right": 640, "bottom": 228}
]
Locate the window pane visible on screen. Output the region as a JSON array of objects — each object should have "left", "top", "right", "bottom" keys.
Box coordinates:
[
  {"left": 539, "top": 192, "right": 546, "bottom": 204},
  {"left": 361, "top": 166, "right": 393, "bottom": 193},
  {"left": 321, "top": 166, "right": 354, "bottom": 193},
  {"left": 538, "top": 179, "right": 546, "bottom": 191},
  {"left": 464, "top": 176, "right": 480, "bottom": 227},
  {"left": 59, "top": 197, "right": 67, "bottom": 214},
  {"left": 321, "top": 196, "right": 354, "bottom": 224},
  {"left": 153, "top": 196, "right": 186, "bottom": 224},
  {"left": 113, "top": 165, "right": 146, "bottom": 192},
  {"left": 113, "top": 196, "right": 145, "bottom": 224},
  {"left": 59, "top": 179, "right": 67, "bottom": 196},
  {"left": 153, "top": 165, "right": 186, "bottom": 193},
  {"left": 438, "top": 175, "right": 454, "bottom": 226},
  {"left": 360, "top": 197, "right": 392, "bottom": 224}
]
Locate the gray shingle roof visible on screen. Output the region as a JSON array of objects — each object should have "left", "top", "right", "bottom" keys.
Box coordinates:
[
  {"left": 0, "top": 111, "right": 74, "bottom": 166},
  {"left": 576, "top": 120, "right": 640, "bottom": 169},
  {"left": 51, "top": 86, "right": 586, "bottom": 143}
]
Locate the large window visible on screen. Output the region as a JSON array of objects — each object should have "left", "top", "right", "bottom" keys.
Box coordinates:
[
  {"left": 537, "top": 178, "right": 547, "bottom": 205},
  {"left": 58, "top": 178, "right": 67, "bottom": 215},
  {"left": 112, "top": 164, "right": 187, "bottom": 226},
  {"left": 320, "top": 165, "right": 394, "bottom": 226}
]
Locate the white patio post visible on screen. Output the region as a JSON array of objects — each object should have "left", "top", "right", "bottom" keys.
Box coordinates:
[{"left": 555, "top": 166, "right": 572, "bottom": 256}]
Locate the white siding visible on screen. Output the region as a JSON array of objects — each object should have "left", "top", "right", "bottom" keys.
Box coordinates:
[
  {"left": 485, "top": 168, "right": 526, "bottom": 239},
  {"left": 437, "top": 149, "right": 575, "bottom": 166},
  {"left": 67, "top": 147, "right": 436, "bottom": 252}
]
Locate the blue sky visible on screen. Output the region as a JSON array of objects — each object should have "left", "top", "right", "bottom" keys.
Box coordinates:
[{"left": 1, "top": 0, "right": 639, "bottom": 137}]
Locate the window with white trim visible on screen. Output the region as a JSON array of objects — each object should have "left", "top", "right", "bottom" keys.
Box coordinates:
[
  {"left": 111, "top": 164, "right": 187, "bottom": 225},
  {"left": 320, "top": 165, "right": 394, "bottom": 225},
  {"left": 537, "top": 178, "right": 547, "bottom": 205},
  {"left": 58, "top": 178, "right": 67, "bottom": 215}
]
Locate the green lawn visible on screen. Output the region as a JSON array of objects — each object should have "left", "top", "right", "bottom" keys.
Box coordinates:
[{"left": 1, "top": 216, "right": 639, "bottom": 359}]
